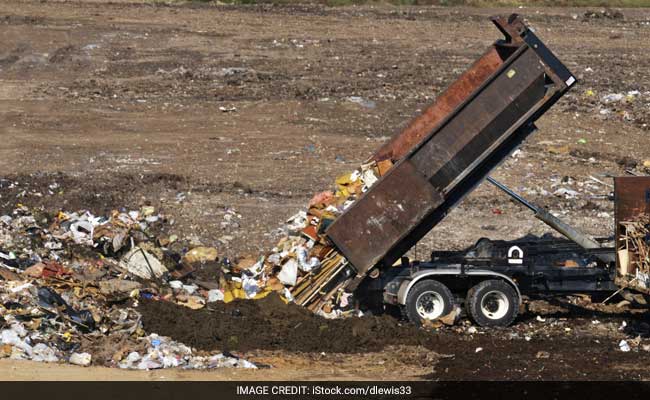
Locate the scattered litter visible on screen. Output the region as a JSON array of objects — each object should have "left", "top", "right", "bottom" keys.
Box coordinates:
[
  {"left": 346, "top": 96, "right": 376, "bottom": 109},
  {"left": 619, "top": 340, "right": 631, "bottom": 352},
  {"left": 183, "top": 247, "right": 218, "bottom": 264},
  {"left": 553, "top": 188, "right": 579, "bottom": 199}
]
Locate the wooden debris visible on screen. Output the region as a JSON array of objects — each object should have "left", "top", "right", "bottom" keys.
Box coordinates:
[{"left": 618, "top": 213, "right": 650, "bottom": 276}]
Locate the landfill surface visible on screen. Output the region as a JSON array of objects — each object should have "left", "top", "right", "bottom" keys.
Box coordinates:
[{"left": 3, "top": 0, "right": 650, "bottom": 380}]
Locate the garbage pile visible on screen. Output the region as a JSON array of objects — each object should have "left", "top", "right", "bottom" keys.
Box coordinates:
[
  {"left": 0, "top": 205, "right": 256, "bottom": 369},
  {"left": 0, "top": 156, "right": 398, "bottom": 367},
  {"left": 264, "top": 158, "right": 393, "bottom": 315},
  {"left": 618, "top": 213, "right": 650, "bottom": 291}
]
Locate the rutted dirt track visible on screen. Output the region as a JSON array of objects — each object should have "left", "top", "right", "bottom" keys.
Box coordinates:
[{"left": 2, "top": 0, "right": 650, "bottom": 380}]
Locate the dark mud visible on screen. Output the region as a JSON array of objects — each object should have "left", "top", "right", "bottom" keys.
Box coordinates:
[
  {"left": 139, "top": 293, "right": 650, "bottom": 380},
  {"left": 436, "top": 334, "right": 645, "bottom": 380},
  {"left": 139, "top": 294, "right": 442, "bottom": 353}
]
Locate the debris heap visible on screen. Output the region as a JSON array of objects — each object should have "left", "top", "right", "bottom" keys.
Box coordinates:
[
  {"left": 0, "top": 157, "right": 394, "bottom": 367},
  {"left": 618, "top": 214, "right": 650, "bottom": 291},
  {"left": 265, "top": 159, "right": 393, "bottom": 315},
  {"left": 0, "top": 205, "right": 255, "bottom": 369}
]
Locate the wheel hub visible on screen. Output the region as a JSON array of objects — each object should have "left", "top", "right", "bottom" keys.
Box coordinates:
[
  {"left": 480, "top": 290, "right": 509, "bottom": 320},
  {"left": 415, "top": 291, "right": 445, "bottom": 320}
]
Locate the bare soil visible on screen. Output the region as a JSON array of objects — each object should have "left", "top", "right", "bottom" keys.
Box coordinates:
[{"left": 2, "top": 0, "right": 650, "bottom": 380}]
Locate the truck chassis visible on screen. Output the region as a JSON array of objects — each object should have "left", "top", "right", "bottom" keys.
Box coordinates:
[{"left": 372, "top": 236, "right": 619, "bottom": 327}]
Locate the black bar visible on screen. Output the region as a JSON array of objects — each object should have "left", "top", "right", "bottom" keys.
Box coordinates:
[
  {"left": 523, "top": 29, "right": 575, "bottom": 85},
  {"left": 2, "top": 381, "right": 650, "bottom": 400}
]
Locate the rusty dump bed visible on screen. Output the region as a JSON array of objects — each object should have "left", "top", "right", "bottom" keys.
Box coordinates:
[{"left": 326, "top": 15, "right": 576, "bottom": 287}]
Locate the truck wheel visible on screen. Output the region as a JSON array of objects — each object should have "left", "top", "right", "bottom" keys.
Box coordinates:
[
  {"left": 405, "top": 280, "right": 454, "bottom": 327},
  {"left": 466, "top": 280, "right": 518, "bottom": 327}
]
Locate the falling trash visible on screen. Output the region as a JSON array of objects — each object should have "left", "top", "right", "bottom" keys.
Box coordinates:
[{"left": 278, "top": 259, "right": 298, "bottom": 286}]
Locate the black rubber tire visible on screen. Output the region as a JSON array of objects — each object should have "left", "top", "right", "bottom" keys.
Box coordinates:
[
  {"left": 466, "top": 279, "right": 519, "bottom": 327},
  {"left": 405, "top": 280, "right": 454, "bottom": 327}
]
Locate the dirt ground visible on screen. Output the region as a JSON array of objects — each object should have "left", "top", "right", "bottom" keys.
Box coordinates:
[{"left": 2, "top": 0, "right": 650, "bottom": 380}]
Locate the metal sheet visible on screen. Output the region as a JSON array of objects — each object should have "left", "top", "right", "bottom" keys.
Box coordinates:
[
  {"left": 614, "top": 177, "right": 650, "bottom": 223},
  {"left": 411, "top": 47, "right": 545, "bottom": 190},
  {"left": 326, "top": 160, "right": 444, "bottom": 274},
  {"left": 371, "top": 47, "right": 508, "bottom": 164}
]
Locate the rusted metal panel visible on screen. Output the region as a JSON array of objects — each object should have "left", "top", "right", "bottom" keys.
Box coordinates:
[
  {"left": 371, "top": 47, "right": 507, "bottom": 163},
  {"left": 411, "top": 46, "right": 545, "bottom": 190},
  {"left": 327, "top": 160, "right": 444, "bottom": 273},
  {"left": 326, "top": 14, "right": 576, "bottom": 282},
  {"left": 614, "top": 177, "right": 650, "bottom": 223}
]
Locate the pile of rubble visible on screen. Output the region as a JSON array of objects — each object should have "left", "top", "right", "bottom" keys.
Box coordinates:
[
  {"left": 617, "top": 213, "right": 650, "bottom": 291},
  {"left": 268, "top": 158, "right": 393, "bottom": 315},
  {"left": 0, "top": 157, "right": 396, "bottom": 368},
  {"left": 0, "top": 205, "right": 257, "bottom": 369}
]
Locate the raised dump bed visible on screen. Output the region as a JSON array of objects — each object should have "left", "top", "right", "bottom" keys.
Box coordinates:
[{"left": 326, "top": 14, "right": 577, "bottom": 288}]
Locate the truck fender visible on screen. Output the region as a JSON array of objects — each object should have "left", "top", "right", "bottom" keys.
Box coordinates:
[{"left": 397, "top": 268, "right": 522, "bottom": 306}]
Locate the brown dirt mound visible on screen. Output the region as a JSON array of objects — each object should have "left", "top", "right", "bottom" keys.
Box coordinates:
[{"left": 138, "top": 294, "right": 442, "bottom": 353}]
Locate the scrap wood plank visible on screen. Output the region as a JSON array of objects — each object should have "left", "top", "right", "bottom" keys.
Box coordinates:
[
  {"left": 292, "top": 257, "right": 341, "bottom": 298},
  {"left": 298, "top": 260, "right": 349, "bottom": 306}
]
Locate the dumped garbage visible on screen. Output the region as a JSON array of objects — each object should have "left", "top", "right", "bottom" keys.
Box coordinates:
[
  {"left": 0, "top": 205, "right": 257, "bottom": 370},
  {"left": 0, "top": 173, "right": 388, "bottom": 368},
  {"left": 182, "top": 247, "right": 218, "bottom": 264},
  {"left": 120, "top": 247, "right": 167, "bottom": 280},
  {"left": 617, "top": 213, "right": 650, "bottom": 292},
  {"left": 117, "top": 334, "right": 256, "bottom": 370},
  {"left": 69, "top": 352, "right": 92, "bottom": 367},
  {"left": 619, "top": 340, "right": 631, "bottom": 352}
]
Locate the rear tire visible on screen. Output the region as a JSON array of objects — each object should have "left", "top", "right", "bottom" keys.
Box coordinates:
[
  {"left": 466, "top": 279, "right": 518, "bottom": 327},
  {"left": 405, "top": 280, "right": 454, "bottom": 327}
]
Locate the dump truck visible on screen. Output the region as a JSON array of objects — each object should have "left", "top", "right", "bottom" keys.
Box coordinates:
[{"left": 307, "top": 14, "right": 650, "bottom": 327}]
